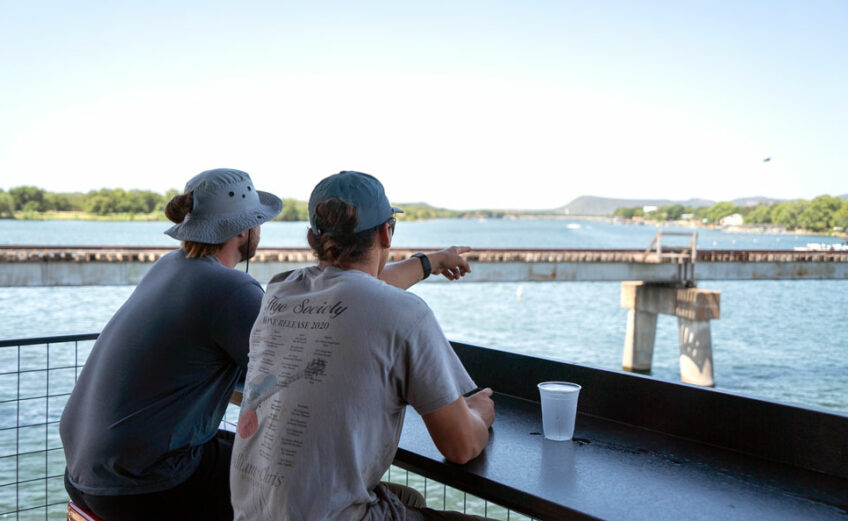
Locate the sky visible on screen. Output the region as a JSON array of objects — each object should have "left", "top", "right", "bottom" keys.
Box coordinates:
[{"left": 1, "top": 1, "right": 846, "bottom": 210}]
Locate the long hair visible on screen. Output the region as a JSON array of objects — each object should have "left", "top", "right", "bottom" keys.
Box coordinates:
[
  {"left": 307, "top": 198, "right": 381, "bottom": 267},
  {"left": 164, "top": 192, "right": 224, "bottom": 258}
]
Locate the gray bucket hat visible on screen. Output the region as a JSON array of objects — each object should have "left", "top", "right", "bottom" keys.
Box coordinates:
[
  {"left": 165, "top": 168, "right": 283, "bottom": 244},
  {"left": 308, "top": 171, "right": 403, "bottom": 234}
]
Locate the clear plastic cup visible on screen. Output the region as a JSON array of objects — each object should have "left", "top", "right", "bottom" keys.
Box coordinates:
[{"left": 537, "top": 381, "right": 581, "bottom": 441}]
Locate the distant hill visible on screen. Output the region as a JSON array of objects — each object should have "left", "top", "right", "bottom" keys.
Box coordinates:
[
  {"left": 730, "top": 196, "right": 784, "bottom": 207},
  {"left": 840, "top": 194, "right": 848, "bottom": 200},
  {"left": 557, "top": 196, "right": 714, "bottom": 216},
  {"left": 556, "top": 195, "right": 802, "bottom": 216}
]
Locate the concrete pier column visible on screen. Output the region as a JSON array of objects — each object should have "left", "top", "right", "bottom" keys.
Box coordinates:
[
  {"left": 622, "top": 309, "right": 657, "bottom": 373},
  {"left": 621, "top": 281, "right": 720, "bottom": 386},
  {"left": 678, "top": 318, "right": 714, "bottom": 387}
]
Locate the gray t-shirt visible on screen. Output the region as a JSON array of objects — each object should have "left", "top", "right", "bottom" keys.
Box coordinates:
[
  {"left": 231, "top": 266, "right": 476, "bottom": 521},
  {"left": 60, "top": 249, "right": 263, "bottom": 495}
]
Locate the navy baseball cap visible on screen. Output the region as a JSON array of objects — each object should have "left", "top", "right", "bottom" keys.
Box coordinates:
[{"left": 308, "top": 171, "right": 403, "bottom": 234}]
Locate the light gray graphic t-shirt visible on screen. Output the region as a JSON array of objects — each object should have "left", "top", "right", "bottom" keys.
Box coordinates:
[{"left": 231, "top": 266, "right": 475, "bottom": 521}]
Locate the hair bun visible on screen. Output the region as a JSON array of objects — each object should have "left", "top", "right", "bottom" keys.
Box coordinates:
[{"left": 165, "top": 193, "right": 193, "bottom": 224}]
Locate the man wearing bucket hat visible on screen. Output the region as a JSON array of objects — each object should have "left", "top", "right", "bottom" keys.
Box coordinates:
[
  {"left": 60, "top": 168, "right": 284, "bottom": 520},
  {"left": 230, "top": 171, "right": 496, "bottom": 521}
]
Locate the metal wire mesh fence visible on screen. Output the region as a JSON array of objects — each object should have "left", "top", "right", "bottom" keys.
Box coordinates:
[
  {"left": 381, "top": 466, "right": 534, "bottom": 521},
  {"left": 1, "top": 334, "right": 533, "bottom": 520},
  {"left": 0, "top": 334, "right": 99, "bottom": 520}
]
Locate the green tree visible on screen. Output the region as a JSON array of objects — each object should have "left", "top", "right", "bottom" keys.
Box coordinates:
[
  {"left": 797, "top": 195, "right": 842, "bottom": 232},
  {"left": 613, "top": 207, "right": 634, "bottom": 218},
  {"left": 9, "top": 186, "right": 47, "bottom": 212},
  {"left": 612, "top": 207, "right": 645, "bottom": 219},
  {"left": 110, "top": 189, "right": 133, "bottom": 213},
  {"left": 833, "top": 201, "right": 848, "bottom": 230},
  {"left": 664, "top": 204, "right": 685, "bottom": 221},
  {"left": 123, "top": 190, "right": 145, "bottom": 213},
  {"left": 140, "top": 191, "right": 157, "bottom": 213},
  {"left": 395, "top": 203, "right": 461, "bottom": 221},
  {"left": 771, "top": 200, "right": 809, "bottom": 230},
  {"left": 693, "top": 207, "right": 710, "bottom": 222},
  {"left": 85, "top": 195, "right": 113, "bottom": 215},
  {"left": 61, "top": 192, "right": 87, "bottom": 211},
  {"left": 278, "top": 205, "right": 300, "bottom": 221},
  {"left": 645, "top": 209, "right": 665, "bottom": 221},
  {"left": 706, "top": 202, "right": 738, "bottom": 223},
  {"left": 45, "top": 193, "right": 73, "bottom": 211},
  {"left": 82, "top": 188, "right": 160, "bottom": 215},
  {"left": 0, "top": 191, "right": 14, "bottom": 218},
  {"left": 745, "top": 204, "right": 773, "bottom": 224},
  {"left": 126, "top": 190, "right": 162, "bottom": 213},
  {"left": 85, "top": 189, "right": 122, "bottom": 215},
  {"left": 277, "top": 199, "right": 308, "bottom": 221}
]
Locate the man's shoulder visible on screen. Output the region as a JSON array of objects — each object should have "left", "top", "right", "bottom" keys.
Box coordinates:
[
  {"left": 220, "top": 268, "right": 262, "bottom": 294},
  {"left": 176, "top": 253, "right": 261, "bottom": 290},
  {"left": 268, "top": 269, "right": 297, "bottom": 285},
  {"left": 266, "top": 267, "right": 431, "bottom": 313},
  {"left": 266, "top": 266, "right": 320, "bottom": 290},
  {"left": 364, "top": 276, "right": 433, "bottom": 319}
]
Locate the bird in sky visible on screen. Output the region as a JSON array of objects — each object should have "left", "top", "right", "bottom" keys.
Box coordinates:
[{"left": 763, "top": 157, "right": 772, "bottom": 162}]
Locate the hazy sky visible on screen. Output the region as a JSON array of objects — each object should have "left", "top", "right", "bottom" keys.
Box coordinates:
[{"left": 1, "top": 1, "right": 845, "bottom": 209}]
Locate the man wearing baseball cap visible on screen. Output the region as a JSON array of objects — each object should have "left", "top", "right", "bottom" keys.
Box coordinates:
[{"left": 231, "top": 171, "right": 496, "bottom": 520}]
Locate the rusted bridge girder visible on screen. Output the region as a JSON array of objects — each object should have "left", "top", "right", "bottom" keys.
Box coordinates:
[
  {"left": 2, "top": 246, "right": 847, "bottom": 263},
  {"left": 1, "top": 246, "right": 847, "bottom": 286}
]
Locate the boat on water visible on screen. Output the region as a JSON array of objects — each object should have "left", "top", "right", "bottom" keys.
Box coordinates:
[{"left": 793, "top": 242, "right": 848, "bottom": 252}]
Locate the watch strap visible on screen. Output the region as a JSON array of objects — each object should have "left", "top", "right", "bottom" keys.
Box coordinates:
[{"left": 412, "top": 252, "right": 431, "bottom": 279}]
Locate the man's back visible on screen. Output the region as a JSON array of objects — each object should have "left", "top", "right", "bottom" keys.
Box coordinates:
[
  {"left": 230, "top": 266, "right": 475, "bottom": 521},
  {"left": 61, "top": 250, "right": 262, "bottom": 495}
]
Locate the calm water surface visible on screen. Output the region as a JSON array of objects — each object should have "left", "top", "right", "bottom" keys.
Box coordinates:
[
  {"left": 2, "top": 217, "right": 843, "bottom": 249},
  {"left": 1, "top": 219, "right": 846, "bottom": 414}
]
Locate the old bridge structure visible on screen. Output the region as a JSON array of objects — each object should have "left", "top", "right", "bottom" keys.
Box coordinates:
[{"left": 3, "top": 237, "right": 847, "bottom": 388}]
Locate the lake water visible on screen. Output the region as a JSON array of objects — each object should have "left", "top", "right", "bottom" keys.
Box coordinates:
[
  {"left": 1, "top": 218, "right": 846, "bottom": 415},
  {"left": 2, "top": 217, "right": 844, "bottom": 250}
]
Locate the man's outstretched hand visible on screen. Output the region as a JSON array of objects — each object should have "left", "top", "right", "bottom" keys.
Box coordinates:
[{"left": 428, "top": 246, "right": 472, "bottom": 281}]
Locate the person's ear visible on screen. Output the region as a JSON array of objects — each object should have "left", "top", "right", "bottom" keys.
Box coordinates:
[
  {"left": 378, "top": 222, "right": 393, "bottom": 249},
  {"left": 306, "top": 229, "right": 318, "bottom": 249}
]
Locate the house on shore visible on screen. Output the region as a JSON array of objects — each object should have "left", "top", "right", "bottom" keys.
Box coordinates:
[{"left": 719, "top": 213, "right": 744, "bottom": 227}]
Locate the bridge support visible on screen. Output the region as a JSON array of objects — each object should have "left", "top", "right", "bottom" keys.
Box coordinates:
[{"left": 620, "top": 281, "right": 720, "bottom": 387}]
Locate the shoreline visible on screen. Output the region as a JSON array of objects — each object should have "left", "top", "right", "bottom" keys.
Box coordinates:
[
  {"left": 604, "top": 217, "right": 847, "bottom": 240},
  {"left": 3, "top": 213, "right": 846, "bottom": 240}
]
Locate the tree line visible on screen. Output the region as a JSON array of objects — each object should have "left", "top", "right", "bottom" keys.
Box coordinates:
[
  {"left": 0, "top": 185, "right": 311, "bottom": 222},
  {"left": 8, "top": 185, "right": 843, "bottom": 232},
  {"left": 0, "top": 186, "right": 525, "bottom": 222},
  {"left": 0, "top": 186, "right": 172, "bottom": 218},
  {"left": 612, "top": 195, "right": 848, "bottom": 233}
]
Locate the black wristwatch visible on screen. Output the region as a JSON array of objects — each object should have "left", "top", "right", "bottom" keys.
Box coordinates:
[{"left": 412, "top": 252, "right": 431, "bottom": 279}]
